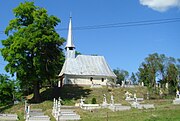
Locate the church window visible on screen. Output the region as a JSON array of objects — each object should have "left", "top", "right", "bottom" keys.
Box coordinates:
[
  {"left": 90, "top": 77, "right": 93, "bottom": 81},
  {"left": 102, "top": 78, "right": 104, "bottom": 82}
]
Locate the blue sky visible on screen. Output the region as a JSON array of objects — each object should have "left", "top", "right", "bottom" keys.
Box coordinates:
[{"left": 0, "top": 0, "right": 180, "bottom": 77}]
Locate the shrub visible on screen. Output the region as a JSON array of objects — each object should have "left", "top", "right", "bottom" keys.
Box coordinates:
[{"left": 91, "top": 97, "right": 97, "bottom": 104}]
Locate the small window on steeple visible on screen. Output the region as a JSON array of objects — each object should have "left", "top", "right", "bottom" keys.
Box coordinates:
[{"left": 69, "top": 47, "right": 74, "bottom": 50}]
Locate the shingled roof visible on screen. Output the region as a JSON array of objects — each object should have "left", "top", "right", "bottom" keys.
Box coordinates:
[{"left": 59, "top": 55, "right": 116, "bottom": 78}]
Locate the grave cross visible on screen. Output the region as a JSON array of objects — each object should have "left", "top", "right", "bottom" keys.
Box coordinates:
[
  {"left": 103, "top": 94, "right": 107, "bottom": 104},
  {"left": 176, "top": 90, "right": 180, "bottom": 99},
  {"left": 110, "top": 94, "right": 114, "bottom": 106}
]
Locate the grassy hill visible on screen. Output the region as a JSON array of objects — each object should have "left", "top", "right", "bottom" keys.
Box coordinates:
[{"left": 1, "top": 85, "right": 180, "bottom": 121}]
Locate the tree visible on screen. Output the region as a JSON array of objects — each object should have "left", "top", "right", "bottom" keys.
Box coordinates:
[
  {"left": 166, "top": 63, "right": 178, "bottom": 93},
  {"left": 145, "top": 53, "right": 160, "bottom": 88},
  {"left": 113, "top": 68, "right": 129, "bottom": 84},
  {"left": 137, "top": 62, "right": 150, "bottom": 87},
  {"left": 137, "top": 53, "right": 163, "bottom": 89},
  {"left": 75, "top": 51, "right": 81, "bottom": 56},
  {"left": 130, "top": 72, "right": 137, "bottom": 84},
  {"left": 157, "top": 54, "right": 167, "bottom": 85},
  {"left": 0, "top": 74, "right": 15, "bottom": 105},
  {"left": 177, "top": 59, "right": 180, "bottom": 88},
  {"left": 1, "top": 2, "right": 65, "bottom": 102}
]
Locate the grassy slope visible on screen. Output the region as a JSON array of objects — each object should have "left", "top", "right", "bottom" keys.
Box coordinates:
[{"left": 1, "top": 85, "right": 180, "bottom": 121}]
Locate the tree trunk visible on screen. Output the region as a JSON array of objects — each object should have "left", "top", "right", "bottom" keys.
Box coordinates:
[{"left": 33, "top": 80, "right": 41, "bottom": 103}]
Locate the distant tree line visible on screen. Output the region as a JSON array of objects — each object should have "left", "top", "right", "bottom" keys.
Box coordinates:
[
  {"left": 113, "top": 69, "right": 137, "bottom": 85},
  {"left": 114, "top": 53, "right": 180, "bottom": 94},
  {"left": 137, "top": 53, "right": 180, "bottom": 94}
]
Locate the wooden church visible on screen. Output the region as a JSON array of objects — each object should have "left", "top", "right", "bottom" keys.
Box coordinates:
[{"left": 58, "top": 17, "right": 116, "bottom": 87}]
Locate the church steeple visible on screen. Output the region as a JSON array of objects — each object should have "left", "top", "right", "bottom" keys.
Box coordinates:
[
  {"left": 66, "top": 16, "right": 75, "bottom": 50},
  {"left": 66, "top": 16, "right": 75, "bottom": 58}
]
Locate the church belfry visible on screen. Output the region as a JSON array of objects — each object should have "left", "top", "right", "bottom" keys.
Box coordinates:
[{"left": 65, "top": 16, "right": 75, "bottom": 58}]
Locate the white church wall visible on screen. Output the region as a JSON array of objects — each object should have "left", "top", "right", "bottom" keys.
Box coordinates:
[{"left": 62, "top": 76, "right": 114, "bottom": 86}]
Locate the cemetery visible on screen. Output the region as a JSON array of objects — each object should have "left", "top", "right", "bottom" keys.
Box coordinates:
[{"left": 1, "top": 84, "right": 180, "bottom": 121}]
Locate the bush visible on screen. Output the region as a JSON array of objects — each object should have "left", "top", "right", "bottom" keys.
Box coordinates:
[{"left": 91, "top": 97, "right": 97, "bottom": 104}]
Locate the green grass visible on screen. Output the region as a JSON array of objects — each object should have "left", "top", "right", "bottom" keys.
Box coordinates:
[
  {"left": 1, "top": 85, "right": 180, "bottom": 121},
  {"left": 77, "top": 104, "right": 180, "bottom": 121}
]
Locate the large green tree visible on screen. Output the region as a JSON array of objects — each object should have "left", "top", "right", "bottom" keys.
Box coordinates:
[{"left": 1, "top": 2, "right": 65, "bottom": 102}]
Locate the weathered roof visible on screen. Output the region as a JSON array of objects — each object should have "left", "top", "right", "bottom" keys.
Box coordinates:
[{"left": 59, "top": 55, "right": 116, "bottom": 78}]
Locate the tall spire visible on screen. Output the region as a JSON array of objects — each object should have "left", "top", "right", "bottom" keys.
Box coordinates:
[
  {"left": 66, "top": 16, "right": 75, "bottom": 49},
  {"left": 65, "top": 16, "right": 75, "bottom": 59}
]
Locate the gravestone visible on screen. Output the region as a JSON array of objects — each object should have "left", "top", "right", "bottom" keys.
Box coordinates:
[
  {"left": 141, "top": 82, "right": 144, "bottom": 87},
  {"left": 121, "top": 81, "right": 125, "bottom": 87},
  {"left": 26, "top": 108, "right": 50, "bottom": 121},
  {"left": 102, "top": 94, "right": 108, "bottom": 107},
  {"left": 159, "top": 89, "right": 163, "bottom": 98},
  {"left": 125, "top": 91, "right": 130, "bottom": 99},
  {"left": 129, "top": 93, "right": 153, "bottom": 109},
  {"left": 146, "top": 92, "right": 150, "bottom": 100},
  {"left": 0, "top": 114, "right": 18, "bottom": 121},
  {"left": 131, "top": 93, "right": 140, "bottom": 108},
  {"left": 25, "top": 105, "right": 50, "bottom": 121},
  {"left": 125, "top": 91, "right": 134, "bottom": 101},
  {"left": 108, "top": 93, "right": 130, "bottom": 111},
  {"left": 52, "top": 98, "right": 56, "bottom": 116},
  {"left": 176, "top": 90, "right": 180, "bottom": 98},
  {"left": 103, "top": 94, "right": 107, "bottom": 104},
  {"left": 52, "top": 97, "right": 81, "bottom": 120},
  {"left": 173, "top": 90, "right": 180, "bottom": 104},
  {"left": 80, "top": 96, "right": 85, "bottom": 108},
  {"left": 134, "top": 93, "right": 137, "bottom": 102},
  {"left": 165, "top": 83, "right": 168, "bottom": 89},
  {"left": 110, "top": 93, "right": 114, "bottom": 106}
]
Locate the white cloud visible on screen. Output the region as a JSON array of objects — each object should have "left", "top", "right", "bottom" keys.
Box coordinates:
[{"left": 139, "top": 0, "right": 180, "bottom": 12}]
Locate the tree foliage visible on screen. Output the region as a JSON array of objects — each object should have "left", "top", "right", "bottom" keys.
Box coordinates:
[
  {"left": 113, "top": 68, "right": 129, "bottom": 84},
  {"left": 167, "top": 63, "right": 178, "bottom": 93},
  {"left": 130, "top": 72, "right": 137, "bottom": 84},
  {"left": 1, "top": 2, "right": 65, "bottom": 102},
  {"left": 0, "top": 74, "right": 18, "bottom": 105}
]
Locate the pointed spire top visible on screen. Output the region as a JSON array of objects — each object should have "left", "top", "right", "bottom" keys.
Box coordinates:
[
  {"left": 65, "top": 15, "right": 75, "bottom": 49},
  {"left": 70, "top": 12, "right": 72, "bottom": 18}
]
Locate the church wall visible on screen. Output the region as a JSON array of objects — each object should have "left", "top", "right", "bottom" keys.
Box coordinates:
[{"left": 62, "top": 76, "right": 115, "bottom": 86}]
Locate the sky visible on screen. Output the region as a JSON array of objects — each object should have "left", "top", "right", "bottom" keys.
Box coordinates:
[{"left": 0, "top": 0, "right": 180, "bottom": 77}]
